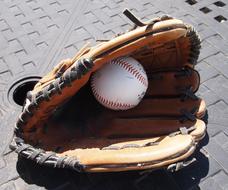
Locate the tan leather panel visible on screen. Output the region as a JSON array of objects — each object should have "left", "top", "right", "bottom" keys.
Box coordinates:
[
  {"left": 197, "top": 99, "right": 206, "bottom": 118},
  {"left": 90, "top": 29, "right": 187, "bottom": 71},
  {"left": 190, "top": 119, "right": 206, "bottom": 141},
  {"left": 133, "top": 39, "right": 189, "bottom": 71},
  {"left": 59, "top": 135, "right": 193, "bottom": 165},
  {"left": 87, "top": 19, "right": 185, "bottom": 61},
  {"left": 84, "top": 146, "right": 196, "bottom": 172}
]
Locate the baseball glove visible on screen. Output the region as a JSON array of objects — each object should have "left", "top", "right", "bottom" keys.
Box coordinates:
[{"left": 10, "top": 9, "right": 206, "bottom": 172}]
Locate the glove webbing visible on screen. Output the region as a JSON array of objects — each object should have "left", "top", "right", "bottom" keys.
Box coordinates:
[{"left": 15, "top": 59, "right": 94, "bottom": 131}]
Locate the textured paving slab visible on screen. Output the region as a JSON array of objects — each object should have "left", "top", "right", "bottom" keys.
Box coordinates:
[{"left": 0, "top": 0, "right": 228, "bottom": 189}]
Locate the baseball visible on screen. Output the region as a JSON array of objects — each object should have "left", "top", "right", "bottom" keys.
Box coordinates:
[{"left": 91, "top": 56, "right": 148, "bottom": 110}]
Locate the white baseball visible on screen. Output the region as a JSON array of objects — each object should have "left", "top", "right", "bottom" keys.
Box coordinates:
[{"left": 91, "top": 56, "right": 148, "bottom": 110}]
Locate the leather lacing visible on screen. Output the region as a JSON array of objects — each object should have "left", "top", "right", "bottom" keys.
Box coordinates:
[
  {"left": 15, "top": 58, "right": 93, "bottom": 130},
  {"left": 186, "top": 26, "right": 201, "bottom": 65},
  {"left": 122, "top": 9, "right": 173, "bottom": 34},
  {"left": 178, "top": 85, "right": 199, "bottom": 124},
  {"left": 174, "top": 67, "right": 193, "bottom": 78},
  {"left": 10, "top": 10, "right": 202, "bottom": 172},
  {"left": 11, "top": 58, "right": 94, "bottom": 172},
  {"left": 179, "top": 86, "right": 199, "bottom": 101},
  {"left": 11, "top": 137, "right": 83, "bottom": 172},
  {"left": 12, "top": 65, "right": 200, "bottom": 171}
]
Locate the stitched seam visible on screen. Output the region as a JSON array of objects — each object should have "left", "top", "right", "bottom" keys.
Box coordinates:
[
  {"left": 102, "top": 142, "right": 159, "bottom": 150},
  {"left": 91, "top": 82, "right": 135, "bottom": 109},
  {"left": 113, "top": 58, "right": 148, "bottom": 87},
  {"left": 91, "top": 57, "right": 147, "bottom": 109}
]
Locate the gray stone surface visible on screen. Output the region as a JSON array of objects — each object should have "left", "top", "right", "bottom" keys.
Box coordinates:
[{"left": 0, "top": 0, "right": 228, "bottom": 189}]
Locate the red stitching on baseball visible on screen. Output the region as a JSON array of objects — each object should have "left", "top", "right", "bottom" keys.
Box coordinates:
[
  {"left": 91, "top": 81, "right": 134, "bottom": 109},
  {"left": 91, "top": 57, "right": 147, "bottom": 110},
  {"left": 112, "top": 58, "right": 148, "bottom": 87}
]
